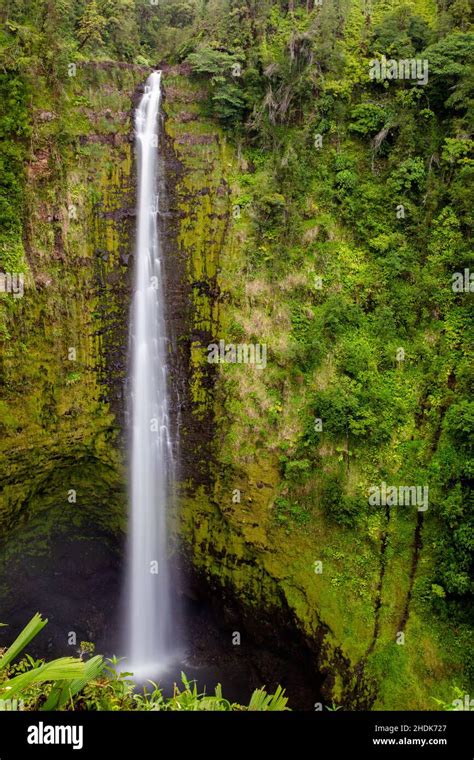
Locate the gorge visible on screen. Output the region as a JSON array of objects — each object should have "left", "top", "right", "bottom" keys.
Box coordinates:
[{"left": 0, "top": 0, "right": 472, "bottom": 714}]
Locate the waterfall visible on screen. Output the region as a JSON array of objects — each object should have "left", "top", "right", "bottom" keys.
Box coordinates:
[{"left": 125, "top": 71, "right": 176, "bottom": 676}]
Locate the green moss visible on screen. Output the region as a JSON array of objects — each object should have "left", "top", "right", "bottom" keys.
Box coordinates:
[{"left": 0, "top": 64, "right": 144, "bottom": 568}]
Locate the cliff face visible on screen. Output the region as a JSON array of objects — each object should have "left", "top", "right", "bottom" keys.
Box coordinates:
[
  {"left": 163, "top": 72, "right": 468, "bottom": 709},
  {"left": 0, "top": 63, "right": 146, "bottom": 648},
  {"left": 161, "top": 73, "right": 441, "bottom": 710},
  {"left": 0, "top": 62, "right": 466, "bottom": 709},
  {"left": 0, "top": 60, "right": 232, "bottom": 657},
  {"left": 165, "top": 115, "right": 369, "bottom": 705}
]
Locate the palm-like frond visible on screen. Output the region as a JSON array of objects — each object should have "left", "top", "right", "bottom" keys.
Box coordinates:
[
  {"left": 41, "top": 655, "right": 104, "bottom": 710},
  {"left": 1, "top": 658, "right": 86, "bottom": 698},
  {"left": 0, "top": 613, "right": 47, "bottom": 671}
]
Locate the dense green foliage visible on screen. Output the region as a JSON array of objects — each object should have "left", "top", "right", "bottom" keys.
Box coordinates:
[{"left": 162, "top": 0, "right": 472, "bottom": 639}]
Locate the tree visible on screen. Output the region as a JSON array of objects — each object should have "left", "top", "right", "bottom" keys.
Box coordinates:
[
  {"left": 423, "top": 33, "right": 474, "bottom": 123},
  {"left": 187, "top": 46, "right": 246, "bottom": 122},
  {"left": 77, "top": 0, "right": 107, "bottom": 51}
]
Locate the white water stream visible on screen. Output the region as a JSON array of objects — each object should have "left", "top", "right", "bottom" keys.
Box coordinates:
[{"left": 126, "top": 71, "right": 175, "bottom": 677}]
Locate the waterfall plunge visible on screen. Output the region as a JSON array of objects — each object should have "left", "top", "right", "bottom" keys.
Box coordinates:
[{"left": 126, "top": 71, "right": 177, "bottom": 677}]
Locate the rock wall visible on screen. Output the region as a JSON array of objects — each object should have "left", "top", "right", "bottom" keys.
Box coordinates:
[{"left": 0, "top": 63, "right": 147, "bottom": 650}]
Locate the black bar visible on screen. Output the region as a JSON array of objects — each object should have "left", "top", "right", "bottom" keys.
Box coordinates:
[{"left": 0, "top": 711, "right": 471, "bottom": 757}]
